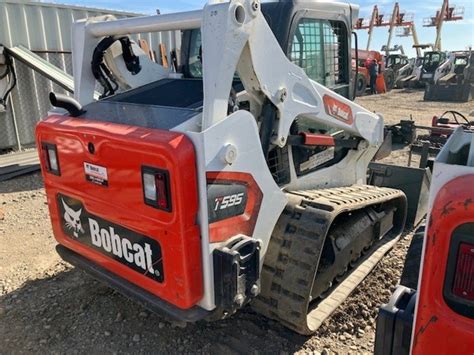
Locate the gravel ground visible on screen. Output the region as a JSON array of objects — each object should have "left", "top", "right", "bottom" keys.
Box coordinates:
[
  {"left": 355, "top": 88, "right": 474, "bottom": 126},
  {"left": 0, "top": 89, "right": 470, "bottom": 354}
]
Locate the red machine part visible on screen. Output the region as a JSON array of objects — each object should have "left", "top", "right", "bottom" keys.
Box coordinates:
[
  {"left": 207, "top": 172, "right": 263, "bottom": 243},
  {"left": 300, "top": 132, "right": 336, "bottom": 146},
  {"left": 36, "top": 115, "right": 203, "bottom": 309},
  {"left": 431, "top": 111, "right": 472, "bottom": 137},
  {"left": 322, "top": 95, "right": 354, "bottom": 125},
  {"left": 412, "top": 175, "right": 474, "bottom": 354},
  {"left": 430, "top": 115, "right": 452, "bottom": 137}
]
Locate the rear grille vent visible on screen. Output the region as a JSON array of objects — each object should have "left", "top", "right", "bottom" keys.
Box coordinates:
[{"left": 267, "top": 146, "right": 290, "bottom": 186}]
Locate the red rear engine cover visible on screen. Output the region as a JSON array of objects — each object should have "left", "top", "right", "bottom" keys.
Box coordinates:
[{"left": 36, "top": 115, "right": 202, "bottom": 309}]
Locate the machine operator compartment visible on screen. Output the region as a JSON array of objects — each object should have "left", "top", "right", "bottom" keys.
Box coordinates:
[
  {"left": 36, "top": 78, "right": 206, "bottom": 309},
  {"left": 80, "top": 78, "right": 205, "bottom": 130}
]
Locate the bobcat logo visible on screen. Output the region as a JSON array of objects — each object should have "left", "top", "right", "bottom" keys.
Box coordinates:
[{"left": 62, "top": 198, "right": 85, "bottom": 238}]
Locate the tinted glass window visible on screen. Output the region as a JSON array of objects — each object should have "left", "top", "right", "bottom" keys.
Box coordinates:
[
  {"left": 186, "top": 29, "right": 239, "bottom": 80},
  {"left": 455, "top": 57, "right": 468, "bottom": 66},
  {"left": 188, "top": 30, "right": 202, "bottom": 77}
]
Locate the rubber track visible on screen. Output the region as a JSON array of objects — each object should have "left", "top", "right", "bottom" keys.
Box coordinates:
[{"left": 252, "top": 185, "right": 406, "bottom": 335}]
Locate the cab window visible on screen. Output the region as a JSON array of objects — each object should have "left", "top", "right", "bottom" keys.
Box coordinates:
[
  {"left": 188, "top": 29, "right": 202, "bottom": 78},
  {"left": 289, "top": 18, "right": 348, "bottom": 87}
]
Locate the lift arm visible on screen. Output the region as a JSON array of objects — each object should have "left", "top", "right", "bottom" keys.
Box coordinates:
[
  {"left": 367, "top": 5, "right": 379, "bottom": 50},
  {"left": 434, "top": 0, "right": 449, "bottom": 51},
  {"left": 200, "top": 1, "right": 383, "bottom": 147},
  {"left": 410, "top": 23, "right": 422, "bottom": 57},
  {"left": 386, "top": 3, "right": 400, "bottom": 57}
]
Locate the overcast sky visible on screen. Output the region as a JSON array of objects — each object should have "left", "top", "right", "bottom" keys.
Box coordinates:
[{"left": 51, "top": 0, "right": 473, "bottom": 57}]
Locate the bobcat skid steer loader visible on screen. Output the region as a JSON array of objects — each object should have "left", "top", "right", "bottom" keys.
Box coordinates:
[{"left": 36, "top": 0, "right": 407, "bottom": 335}]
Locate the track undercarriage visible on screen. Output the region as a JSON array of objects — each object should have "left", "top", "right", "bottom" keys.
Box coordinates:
[{"left": 252, "top": 185, "right": 407, "bottom": 334}]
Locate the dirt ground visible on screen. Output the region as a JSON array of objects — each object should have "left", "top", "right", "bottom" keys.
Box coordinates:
[
  {"left": 356, "top": 88, "right": 474, "bottom": 126},
  {"left": 0, "top": 89, "right": 473, "bottom": 354}
]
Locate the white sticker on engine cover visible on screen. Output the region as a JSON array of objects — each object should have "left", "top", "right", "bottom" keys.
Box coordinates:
[
  {"left": 84, "top": 162, "right": 108, "bottom": 186},
  {"left": 300, "top": 147, "right": 335, "bottom": 172}
]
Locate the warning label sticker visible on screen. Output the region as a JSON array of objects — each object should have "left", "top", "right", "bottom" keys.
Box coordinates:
[
  {"left": 300, "top": 147, "right": 335, "bottom": 172},
  {"left": 84, "top": 162, "right": 108, "bottom": 186}
]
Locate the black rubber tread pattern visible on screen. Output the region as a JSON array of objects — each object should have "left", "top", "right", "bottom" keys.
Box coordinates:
[
  {"left": 399, "top": 231, "right": 424, "bottom": 290},
  {"left": 252, "top": 185, "right": 406, "bottom": 335}
]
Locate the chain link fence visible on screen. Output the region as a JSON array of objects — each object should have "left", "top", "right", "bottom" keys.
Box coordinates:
[{"left": 0, "top": 52, "right": 72, "bottom": 151}]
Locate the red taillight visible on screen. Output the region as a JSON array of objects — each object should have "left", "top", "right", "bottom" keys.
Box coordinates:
[
  {"left": 141, "top": 166, "right": 171, "bottom": 212},
  {"left": 452, "top": 242, "right": 474, "bottom": 301},
  {"left": 155, "top": 172, "right": 169, "bottom": 210}
]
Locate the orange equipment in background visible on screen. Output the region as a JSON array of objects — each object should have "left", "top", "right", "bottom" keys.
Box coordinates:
[{"left": 353, "top": 49, "right": 389, "bottom": 95}]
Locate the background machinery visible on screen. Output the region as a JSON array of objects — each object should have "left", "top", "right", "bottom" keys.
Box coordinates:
[
  {"left": 393, "top": 24, "right": 427, "bottom": 88},
  {"left": 36, "top": 0, "right": 408, "bottom": 335},
  {"left": 355, "top": 4, "right": 382, "bottom": 51},
  {"left": 354, "top": 2, "right": 416, "bottom": 92},
  {"left": 353, "top": 49, "right": 394, "bottom": 96},
  {"left": 415, "top": 0, "right": 465, "bottom": 85},
  {"left": 423, "top": 0, "right": 464, "bottom": 52},
  {"left": 396, "top": 23, "right": 425, "bottom": 59},
  {"left": 354, "top": 2, "right": 413, "bottom": 57},
  {"left": 392, "top": 57, "right": 420, "bottom": 89},
  {"left": 355, "top": 0, "right": 465, "bottom": 90},
  {"left": 419, "top": 50, "right": 448, "bottom": 84},
  {"left": 375, "top": 128, "right": 474, "bottom": 354},
  {"left": 386, "top": 53, "right": 409, "bottom": 76},
  {"left": 424, "top": 50, "right": 474, "bottom": 102},
  {"left": 383, "top": 46, "right": 411, "bottom": 86},
  {"left": 383, "top": 3, "right": 413, "bottom": 59}
]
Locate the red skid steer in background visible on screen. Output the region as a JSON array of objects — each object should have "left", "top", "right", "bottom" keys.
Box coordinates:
[{"left": 375, "top": 127, "right": 474, "bottom": 354}]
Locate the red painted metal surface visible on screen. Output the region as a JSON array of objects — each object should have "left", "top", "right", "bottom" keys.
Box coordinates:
[
  {"left": 412, "top": 175, "right": 474, "bottom": 354},
  {"left": 207, "top": 172, "right": 263, "bottom": 243},
  {"left": 322, "top": 95, "right": 354, "bottom": 125},
  {"left": 351, "top": 49, "right": 388, "bottom": 94},
  {"left": 431, "top": 115, "right": 467, "bottom": 137},
  {"left": 36, "top": 115, "right": 203, "bottom": 309},
  {"left": 300, "top": 132, "right": 336, "bottom": 146}
]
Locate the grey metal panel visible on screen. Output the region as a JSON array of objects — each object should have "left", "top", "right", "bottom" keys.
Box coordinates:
[{"left": 0, "top": 0, "right": 182, "bottom": 150}]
